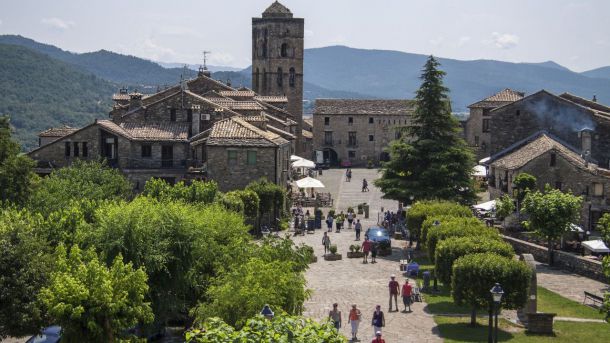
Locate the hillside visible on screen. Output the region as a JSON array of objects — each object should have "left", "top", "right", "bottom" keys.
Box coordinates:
[
  {"left": 0, "top": 43, "right": 114, "bottom": 150},
  {"left": 304, "top": 46, "right": 610, "bottom": 111},
  {"left": 581, "top": 66, "right": 610, "bottom": 81}
]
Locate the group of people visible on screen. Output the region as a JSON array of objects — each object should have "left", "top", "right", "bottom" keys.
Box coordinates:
[
  {"left": 326, "top": 211, "right": 361, "bottom": 233},
  {"left": 327, "top": 276, "right": 415, "bottom": 342}
]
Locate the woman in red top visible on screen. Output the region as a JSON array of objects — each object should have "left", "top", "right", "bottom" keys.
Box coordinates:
[
  {"left": 401, "top": 278, "right": 413, "bottom": 312},
  {"left": 361, "top": 235, "right": 372, "bottom": 264},
  {"left": 372, "top": 331, "right": 385, "bottom": 343}
]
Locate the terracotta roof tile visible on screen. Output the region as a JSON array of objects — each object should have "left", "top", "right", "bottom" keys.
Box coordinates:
[
  {"left": 263, "top": 1, "right": 292, "bottom": 18},
  {"left": 97, "top": 120, "right": 189, "bottom": 142},
  {"left": 469, "top": 89, "right": 524, "bottom": 108},
  {"left": 208, "top": 117, "right": 288, "bottom": 146},
  {"left": 254, "top": 95, "right": 288, "bottom": 103},
  {"left": 314, "top": 99, "right": 416, "bottom": 115},
  {"left": 219, "top": 90, "right": 256, "bottom": 97},
  {"left": 38, "top": 126, "right": 78, "bottom": 137}
]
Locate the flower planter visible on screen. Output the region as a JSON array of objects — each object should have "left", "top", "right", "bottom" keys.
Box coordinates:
[
  {"left": 378, "top": 248, "right": 392, "bottom": 256},
  {"left": 324, "top": 253, "right": 343, "bottom": 261},
  {"left": 347, "top": 251, "right": 365, "bottom": 258},
  {"left": 310, "top": 256, "right": 318, "bottom": 263}
]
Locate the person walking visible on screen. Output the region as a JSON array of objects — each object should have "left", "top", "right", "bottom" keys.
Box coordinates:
[
  {"left": 348, "top": 304, "right": 362, "bottom": 341},
  {"left": 371, "top": 331, "right": 386, "bottom": 343},
  {"left": 347, "top": 168, "right": 352, "bottom": 182},
  {"left": 354, "top": 219, "right": 362, "bottom": 240},
  {"left": 345, "top": 169, "right": 350, "bottom": 182},
  {"left": 347, "top": 211, "right": 354, "bottom": 229},
  {"left": 370, "top": 242, "right": 378, "bottom": 263},
  {"left": 401, "top": 278, "right": 413, "bottom": 312},
  {"left": 362, "top": 179, "right": 369, "bottom": 192},
  {"left": 326, "top": 212, "right": 334, "bottom": 232},
  {"left": 329, "top": 303, "right": 342, "bottom": 331},
  {"left": 361, "top": 236, "right": 372, "bottom": 263},
  {"left": 388, "top": 274, "right": 400, "bottom": 312},
  {"left": 371, "top": 305, "right": 385, "bottom": 337},
  {"left": 336, "top": 211, "right": 345, "bottom": 233},
  {"left": 322, "top": 232, "right": 331, "bottom": 256}
]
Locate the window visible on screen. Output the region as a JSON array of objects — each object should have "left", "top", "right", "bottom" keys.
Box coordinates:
[
  {"left": 170, "top": 108, "right": 176, "bottom": 122},
  {"left": 141, "top": 144, "right": 152, "bottom": 158},
  {"left": 65, "top": 142, "right": 71, "bottom": 157},
  {"left": 482, "top": 108, "right": 491, "bottom": 116},
  {"left": 369, "top": 117, "right": 374, "bottom": 124},
  {"left": 82, "top": 142, "right": 88, "bottom": 157},
  {"left": 255, "top": 68, "right": 260, "bottom": 90},
  {"left": 555, "top": 181, "right": 562, "bottom": 190},
  {"left": 247, "top": 150, "right": 257, "bottom": 165},
  {"left": 369, "top": 135, "right": 374, "bottom": 142},
  {"left": 277, "top": 67, "right": 283, "bottom": 87},
  {"left": 228, "top": 150, "right": 238, "bottom": 165},
  {"left": 324, "top": 131, "right": 333, "bottom": 145},
  {"left": 281, "top": 43, "right": 288, "bottom": 57},
  {"left": 593, "top": 183, "right": 604, "bottom": 196},
  {"left": 348, "top": 131, "right": 357, "bottom": 146},
  {"left": 289, "top": 68, "right": 295, "bottom": 87},
  {"left": 348, "top": 117, "right": 353, "bottom": 125},
  {"left": 474, "top": 136, "right": 480, "bottom": 147},
  {"left": 324, "top": 117, "right": 330, "bottom": 126},
  {"left": 73, "top": 142, "right": 79, "bottom": 157},
  {"left": 395, "top": 130, "right": 401, "bottom": 140},
  {"left": 187, "top": 109, "right": 193, "bottom": 122},
  {"left": 550, "top": 153, "right": 556, "bottom": 166},
  {"left": 348, "top": 151, "right": 356, "bottom": 159},
  {"left": 482, "top": 119, "right": 490, "bottom": 132},
  {"left": 516, "top": 110, "right": 521, "bottom": 116}
]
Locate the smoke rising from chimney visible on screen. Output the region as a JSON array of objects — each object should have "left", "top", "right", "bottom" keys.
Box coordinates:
[{"left": 524, "top": 96, "right": 596, "bottom": 133}]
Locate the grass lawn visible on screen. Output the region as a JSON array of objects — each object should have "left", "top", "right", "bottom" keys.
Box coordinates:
[
  {"left": 435, "top": 316, "right": 610, "bottom": 343},
  {"left": 537, "top": 286, "right": 606, "bottom": 320}
]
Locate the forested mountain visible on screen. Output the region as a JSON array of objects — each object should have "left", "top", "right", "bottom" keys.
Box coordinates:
[
  {"left": 0, "top": 44, "right": 114, "bottom": 150},
  {"left": 581, "top": 66, "right": 610, "bottom": 81}
]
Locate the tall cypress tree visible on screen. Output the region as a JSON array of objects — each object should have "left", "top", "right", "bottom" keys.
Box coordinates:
[{"left": 375, "top": 56, "right": 476, "bottom": 205}]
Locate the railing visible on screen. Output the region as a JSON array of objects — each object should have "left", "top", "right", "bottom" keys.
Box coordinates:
[{"left": 323, "top": 140, "right": 334, "bottom": 146}]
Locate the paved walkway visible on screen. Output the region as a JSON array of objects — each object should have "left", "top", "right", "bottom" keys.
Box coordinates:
[
  {"left": 294, "top": 168, "right": 442, "bottom": 342},
  {"left": 535, "top": 261, "right": 609, "bottom": 303}
]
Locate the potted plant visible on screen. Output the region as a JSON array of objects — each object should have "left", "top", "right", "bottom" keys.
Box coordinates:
[
  {"left": 328, "top": 209, "right": 336, "bottom": 217},
  {"left": 347, "top": 206, "right": 354, "bottom": 214},
  {"left": 324, "top": 244, "right": 342, "bottom": 261},
  {"left": 367, "top": 160, "right": 374, "bottom": 169},
  {"left": 357, "top": 203, "right": 364, "bottom": 214},
  {"left": 347, "top": 244, "right": 365, "bottom": 258}
]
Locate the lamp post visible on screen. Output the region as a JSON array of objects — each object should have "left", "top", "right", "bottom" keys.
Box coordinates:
[
  {"left": 488, "top": 283, "right": 504, "bottom": 343},
  {"left": 432, "top": 220, "right": 441, "bottom": 292},
  {"left": 408, "top": 195, "right": 414, "bottom": 246},
  {"left": 261, "top": 304, "right": 274, "bottom": 320}
]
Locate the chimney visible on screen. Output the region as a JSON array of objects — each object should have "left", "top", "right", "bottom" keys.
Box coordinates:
[
  {"left": 198, "top": 65, "right": 211, "bottom": 78},
  {"left": 129, "top": 92, "right": 143, "bottom": 111},
  {"left": 579, "top": 128, "right": 592, "bottom": 160},
  {"left": 592, "top": 95, "right": 597, "bottom": 103}
]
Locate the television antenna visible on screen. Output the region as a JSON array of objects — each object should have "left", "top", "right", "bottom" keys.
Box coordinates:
[{"left": 202, "top": 50, "right": 211, "bottom": 70}]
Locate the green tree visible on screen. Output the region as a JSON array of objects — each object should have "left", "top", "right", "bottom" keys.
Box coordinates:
[
  {"left": 0, "top": 116, "right": 36, "bottom": 206},
  {"left": 192, "top": 258, "right": 310, "bottom": 328},
  {"left": 602, "top": 256, "right": 610, "bottom": 321},
  {"left": 435, "top": 236, "right": 514, "bottom": 284},
  {"left": 513, "top": 173, "right": 537, "bottom": 203},
  {"left": 495, "top": 194, "right": 515, "bottom": 220},
  {"left": 451, "top": 253, "right": 530, "bottom": 326},
  {"left": 143, "top": 178, "right": 218, "bottom": 204},
  {"left": 426, "top": 217, "right": 498, "bottom": 261},
  {"left": 375, "top": 56, "right": 476, "bottom": 205},
  {"left": 246, "top": 178, "right": 286, "bottom": 229},
  {"left": 407, "top": 200, "right": 473, "bottom": 248},
  {"left": 39, "top": 245, "right": 153, "bottom": 343},
  {"left": 522, "top": 186, "right": 582, "bottom": 265},
  {"left": 186, "top": 315, "right": 346, "bottom": 343},
  {"left": 596, "top": 213, "right": 610, "bottom": 246},
  {"left": 0, "top": 208, "right": 51, "bottom": 338},
  {"left": 226, "top": 189, "right": 260, "bottom": 219},
  {"left": 28, "top": 160, "right": 132, "bottom": 216}
]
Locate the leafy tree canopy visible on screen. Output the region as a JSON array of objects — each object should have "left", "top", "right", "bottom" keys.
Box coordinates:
[
  {"left": 425, "top": 217, "right": 497, "bottom": 261},
  {"left": 513, "top": 173, "right": 537, "bottom": 202},
  {"left": 407, "top": 200, "right": 473, "bottom": 244},
  {"left": 0, "top": 116, "right": 36, "bottom": 206},
  {"left": 143, "top": 178, "right": 218, "bottom": 205},
  {"left": 495, "top": 194, "right": 515, "bottom": 220}
]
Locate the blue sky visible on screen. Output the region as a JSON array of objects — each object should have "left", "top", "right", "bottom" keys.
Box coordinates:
[{"left": 0, "top": 0, "right": 608, "bottom": 71}]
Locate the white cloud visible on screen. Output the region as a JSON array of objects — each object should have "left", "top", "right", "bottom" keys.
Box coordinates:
[
  {"left": 456, "top": 36, "right": 471, "bottom": 47},
  {"left": 0, "top": 19, "right": 3, "bottom": 25},
  {"left": 208, "top": 51, "right": 235, "bottom": 66},
  {"left": 490, "top": 32, "right": 519, "bottom": 49},
  {"left": 142, "top": 38, "right": 178, "bottom": 61},
  {"left": 41, "top": 17, "right": 75, "bottom": 30}
]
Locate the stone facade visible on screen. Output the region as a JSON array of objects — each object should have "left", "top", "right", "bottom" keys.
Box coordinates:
[
  {"left": 252, "top": 1, "right": 304, "bottom": 154},
  {"left": 312, "top": 99, "right": 416, "bottom": 166}
]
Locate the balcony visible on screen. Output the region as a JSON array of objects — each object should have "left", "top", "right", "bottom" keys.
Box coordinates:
[{"left": 323, "top": 140, "right": 334, "bottom": 147}]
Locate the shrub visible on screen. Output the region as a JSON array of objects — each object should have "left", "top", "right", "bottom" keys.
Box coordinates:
[
  {"left": 347, "top": 206, "right": 354, "bottom": 213},
  {"left": 426, "top": 218, "right": 499, "bottom": 261},
  {"left": 328, "top": 209, "right": 336, "bottom": 217},
  {"left": 451, "top": 253, "right": 530, "bottom": 326},
  {"left": 143, "top": 178, "right": 218, "bottom": 204},
  {"left": 495, "top": 194, "right": 515, "bottom": 220},
  {"left": 435, "top": 236, "right": 514, "bottom": 284},
  {"left": 349, "top": 244, "right": 356, "bottom": 252},
  {"left": 407, "top": 201, "right": 473, "bottom": 244},
  {"left": 354, "top": 245, "right": 361, "bottom": 252},
  {"left": 217, "top": 192, "right": 245, "bottom": 213},
  {"left": 421, "top": 214, "right": 476, "bottom": 244},
  {"left": 329, "top": 244, "right": 338, "bottom": 255}
]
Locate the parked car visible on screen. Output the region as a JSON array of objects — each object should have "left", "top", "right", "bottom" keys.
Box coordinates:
[
  {"left": 365, "top": 226, "right": 392, "bottom": 255},
  {"left": 26, "top": 326, "right": 61, "bottom": 343}
]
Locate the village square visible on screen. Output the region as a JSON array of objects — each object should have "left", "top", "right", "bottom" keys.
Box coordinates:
[{"left": 1, "top": 1, "right": 610, "bottom": 342}]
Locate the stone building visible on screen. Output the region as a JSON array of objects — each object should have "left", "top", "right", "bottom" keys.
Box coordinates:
[
  {"left": 312, "top": 99, "right": 416, "bottom": 166},
  {"left": 252, "top": 1, "right": 305, "bottom": 154},
  {"left": 28, "top": 2, "right": 308, "bottom": 192},
  {"left": 464, "top": 88, "right": 524, "bottom": 160},
  {"left": 487, "top": 131, "right": 610, "bottom": 229}
]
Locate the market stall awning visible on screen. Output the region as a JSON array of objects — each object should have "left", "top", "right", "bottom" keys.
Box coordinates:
[
  {"left": 290, "top": 155, "right": 303, "bottom": 162},
  {"left": 295, "top": 176, "right": 325, "bottom": 188},
  {"left": 473, "top": 165, "right": 487, "bottom": 177},
  {"left": 473, "top": 200, "right": 496, "bottom": 212},
  {"left": 582, "top": 239, "right": 610, "bottom": 253},
  {"left": 479, "top": 156, "right": 491, "bottom": 164},
  {"left": 292, "top": 158, "right": 316, "bottom": 169}
]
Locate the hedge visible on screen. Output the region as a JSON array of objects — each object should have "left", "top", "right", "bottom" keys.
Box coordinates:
[
  {"left": 426, "top": 218, "right": 499, "bottom": 261},
  {"left": 421, "top": 215, "right": 477, "bottom": 245},
  {"left": 435, "top": 236, "right": 515, "bottom": 284},
  {"left": 407, "top": 201, "right": 472, "bottom": 241}
]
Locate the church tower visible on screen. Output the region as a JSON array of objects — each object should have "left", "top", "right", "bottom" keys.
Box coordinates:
[{"left": 252, "top": 1, "right": 304, "bottom": 153}]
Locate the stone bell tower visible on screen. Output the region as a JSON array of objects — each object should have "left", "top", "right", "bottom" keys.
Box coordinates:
[{"left": 252, "top": 1, "right": 304, "bottom": 153}]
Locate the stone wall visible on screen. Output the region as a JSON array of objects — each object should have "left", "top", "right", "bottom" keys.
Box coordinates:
[
  {"left": 502, "top": 235, "right": 606, "bottom": 282},
  {"left": 312, "top": 113, "right": 412, "bottom": 166},
  {"left": 30, "top": 123, "right": 106, "bottom": 167},
  {"left": 465, "top": 107, "right": 493, "bottom": 160}
]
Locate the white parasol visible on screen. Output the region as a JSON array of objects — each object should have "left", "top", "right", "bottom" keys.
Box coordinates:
[
  {"left": 473, "top": 200, "right": 496, "bottom": 212},
  {"left": 290, "top": 155, "right": 303, "bottom": 162},
  {"left": 292, "top": 158, "right": 316, "bottom": 169},
  {"left": 473, "top": 165, "right": 487, "bottom": 177},
  {"left": 582, "top": 240, "right": 610, "bottom": 253},
  {"left": 295, "top": 176, "right": 325, "bottom": 188}
]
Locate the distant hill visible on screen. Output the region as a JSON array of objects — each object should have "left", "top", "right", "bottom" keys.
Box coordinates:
[
  {"left": 581, "top": 66, "right": 610, "bottom": 81},
  {"left": 157, "top": 61, "right": 242, "bottom": 72},
  {"left": 304, "top": 46, "right": 610, "bottom": 111},
  {"left": 0, "top": 43, "right": 114, "bottom": 150}
]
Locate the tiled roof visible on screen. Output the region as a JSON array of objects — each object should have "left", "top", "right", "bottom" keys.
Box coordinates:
[
  {"left": 219, "top": 90, "right": 256, "bottom": 97},
  {"left": 302, "top": 130, "right": 313, "bottom": 139},
  {"left": 38, "top": 126, "right": 77, "bottom": 137},
  {"left": 204, "top": 97, "right": 264, "bottom": 111},
  {"left": 254, "top": 95, "right": 288, "bottom": 103},
  {"left": 314, "top": 99, "right": 416, "bottom": 115},
  {"left": 263, "top": 1, "right": 292, "bottom": 18},
  {"left": 469, "top": 89, "right": 524, "bottom": 108},
  {"left": 208, "top": 117, "right": 288, "bottom": 147},
  {"left": 112, "top": 93, "right": 131, "bottom": 101},
  {"left": 97, "top": 120, "right": 189, "bottom": 142},
  {"left": 560, "top": 93, "right": 610, "bottom": 115},
  {"left": 489, "top": 132, "right": 591, "bottom": 171},
  {"left": 243, "top": 114, "right": 268, "bottom": 122}
]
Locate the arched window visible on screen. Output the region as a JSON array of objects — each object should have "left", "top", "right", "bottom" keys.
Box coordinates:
[
  {"left": 255, "top": 68, "right": 260, "bottom": 91},
  {"left": 281, "top": 43, "right": 288, "bottom": 57},
  {"left": 289, "top": 67, "right": 295, "bottom": 87},
  {"left": 262, "top": 69, "right": 267, "bottom": 91},
  {"left": 277, "top": 67, "right": 283, "bottom": 87}
]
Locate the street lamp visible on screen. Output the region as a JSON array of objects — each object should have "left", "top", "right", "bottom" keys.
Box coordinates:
[
  {"left": 261, "top": 304, "right": 274, "bottom": 320},
  {"left": 432, "top": 220, "right": 441, "bottom": 292},
  {"left": 488, "top": 283, "right": 504, "bottom": 343}
]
